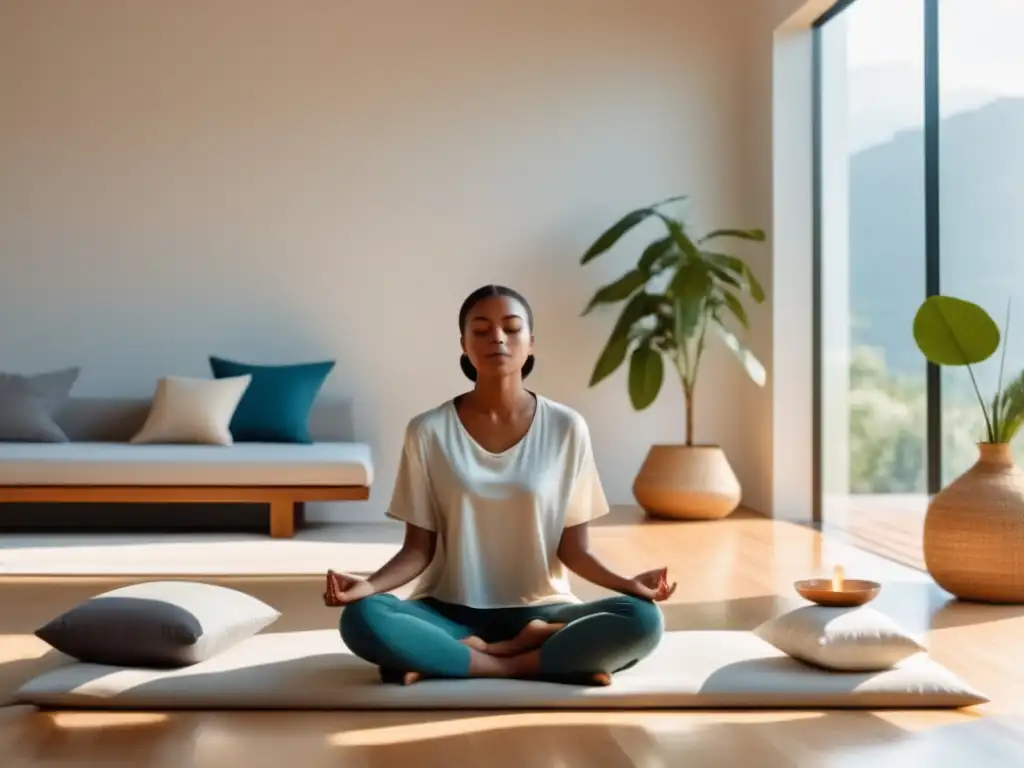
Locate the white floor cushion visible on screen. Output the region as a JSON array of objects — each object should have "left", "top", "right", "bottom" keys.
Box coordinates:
[
  {"left": 753, "top": 605, "right": 927, "bottom": 671},
  {"left": 15, "top": 629, "right": 986, "bottom": 710}
]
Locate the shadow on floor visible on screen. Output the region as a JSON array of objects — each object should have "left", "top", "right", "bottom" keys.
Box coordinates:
[
  {"left": 0, "top": 507, "right": 403, "bottom": 544},
  {"left": 659, "top": 595, "right": 792, "bottom": 632},
  {"left": 0, "top": 515, "right": 404, "bottom": 549},
  {"left": 930, "top": 597, "right": 1024, "bottom": 631},
  {"left": 4, "top": 700, "right": 1015, "bottom": 766}
]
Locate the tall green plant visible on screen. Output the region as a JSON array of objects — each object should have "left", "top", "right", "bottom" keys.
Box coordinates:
[
  {"left": 580, "top": 196, "right": 767, "bottom": 446},
  {"left": 913, "top": 294, "right": 1024, "bottom": 444}
]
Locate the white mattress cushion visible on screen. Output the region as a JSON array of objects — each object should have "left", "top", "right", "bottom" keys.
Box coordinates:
[
  {"left": 15, "top": 629, "right": 987, "bottom": 710},
  {"left": 0, "top": 442, "right": 373, "bottom": 487}
]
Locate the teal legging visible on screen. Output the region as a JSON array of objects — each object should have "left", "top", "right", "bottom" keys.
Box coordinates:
[{"left": 339, "top": 593, "right": 664, "bottom": 684}]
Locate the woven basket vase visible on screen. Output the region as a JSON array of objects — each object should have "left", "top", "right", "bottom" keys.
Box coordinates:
[
  {"left": 632, "top": 444, "right": 741, "bottom": 520},
  {"left": 924, "top": 442, "right": 1024, "bottom": 603}
]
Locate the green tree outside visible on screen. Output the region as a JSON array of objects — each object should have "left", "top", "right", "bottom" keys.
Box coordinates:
[{"left": 847, "top": 345, "right": 995, "bottom": 492}]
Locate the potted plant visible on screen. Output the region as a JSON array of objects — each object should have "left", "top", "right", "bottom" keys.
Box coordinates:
[
  {"left": 579, "top": 195, "right": 767, "bottom": 520},
  {"left": 913, "top": 294, "right": 1024, "bottom": 603}
]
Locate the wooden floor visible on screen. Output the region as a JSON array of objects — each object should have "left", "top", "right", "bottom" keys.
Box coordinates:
[
  {"left": 820, "top": 493, "right": 929, "bottom": 571},
  {"left": 2, "top": 506, "right": 1024, "bottom": 767}
]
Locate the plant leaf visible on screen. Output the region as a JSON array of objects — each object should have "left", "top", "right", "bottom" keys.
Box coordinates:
[
  {"left": 990, "top": 367, "right": 1024, "bottom": 442},
  {"left": 993, "top": 299, "right": 1012, "bottom": 440},
  {"left": 589, "top": 292, "right": 666, "bottom": 387},
  {"left": 746, "top": 271, "right": 765, "bottom": 303},
  {"left": 657, "top": 214, "right": 702, "bottom": 262},
  {"left": 708, "top": 264, "right": 741, "bottom": 289},
  {"left": 669, "top": 261, "right": 711, "bottom": 340},
  {"left": 581, "top": 210, "right": 652, "bottom": 265},
  {"left": 582, "top": 269, "right": 648, "bottom": 314},
  {"left": 628, "top": 343, "right": 664, "bottom": 410},
  {"left": 721, "top": 290, "right": 749, "bottom": 329},
  {"left": 699, "top": 228, "right": 766, "bottom": 245},
  {"left": 638, "top": 236, "right": 674, "bottom": 273},
  {"left": 912, "top": 295, "right": 1000, "bottom": 366},
  {"left": 712, "top": 322, "right": 766, "bottom": 386},
  {"left": 612, "top": 290, "right": 661, "bottom": 336},
  {"left": 589, "top": 332, "right": 630, "bottom": 387},
  {"left": 705, "top": 252, "right": 765, "bottom": 302},
  {"left": 580, "top": 196, "right": 688, "bottom": 264}
]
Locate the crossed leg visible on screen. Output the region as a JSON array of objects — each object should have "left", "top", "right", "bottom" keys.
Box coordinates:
[
  {"left": 339, "top": 594, "right": 544, "bottom": 684},
  {"left": 340, "top": 593, "right": 664, "bottom": 686},
  {"left": 464, "top": 595, "right": 665, "bottom": 685}
]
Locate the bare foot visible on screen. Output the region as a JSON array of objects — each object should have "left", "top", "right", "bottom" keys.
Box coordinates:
[
  {"left": 460, "top": 635, "right": 489, "bottom": 652},
  {"left": 467, "top": 647, "right": 542, "bottom": 678},
  {"left": 402, "top": 671, "right": 421, "bottom": 685},
  {"left": 464, "top": 648, "right": 610, "bottom": 686},
  {"left": 463, "top": 620, "right": 565, "bottom": 657}
]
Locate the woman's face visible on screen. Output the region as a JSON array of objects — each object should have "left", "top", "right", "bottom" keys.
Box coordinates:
[{"left": 461, "top": 295, "right": 534, "bottom": 380}]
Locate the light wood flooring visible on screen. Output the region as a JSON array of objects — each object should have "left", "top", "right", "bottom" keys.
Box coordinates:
[
  {"left": 2, "top": 507, "right": 1024, "bottom": 767},
  {"left": 820, "top": 493, "right": 930, "bottom": 571}
]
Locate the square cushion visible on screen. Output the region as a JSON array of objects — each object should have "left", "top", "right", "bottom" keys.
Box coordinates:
[
  {"left": 209, "top": 356, "right": 334, "bottom": 443},
  {"left": 753, "top": 605, "right": 926, "bottom": 671},
  {"left": 0, "top": 389, "right": 72, "bottom": 442},
  {"left": 35, "top": 581, "right": 281, "bottom": 668},
  {"left": 130, "top": 375, "right": 252, "bottom": 445},
  {"left": 0, "top": 366, "right": 80, "bottom": 442}
]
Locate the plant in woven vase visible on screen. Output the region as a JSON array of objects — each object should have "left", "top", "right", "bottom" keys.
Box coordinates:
[
  {"left": 913, "top": 294, "right": 1024, "bottom": 603},
  {"left": 579, "top": 195, "right": 766, "bottom": 520}
]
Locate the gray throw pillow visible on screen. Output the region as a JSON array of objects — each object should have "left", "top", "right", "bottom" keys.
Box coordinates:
[
  {"left": 0, "top": 389, "right": 71, "bottom": 442},
  {"left": 35, "top": 581, "right": 281, "bottom": 668},
  {"left": 0, "top": 366, "right": 81, "bottom": 442}
]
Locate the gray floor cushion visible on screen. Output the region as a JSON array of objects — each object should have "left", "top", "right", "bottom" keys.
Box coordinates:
[
  {"left": 16, "top": 629, "right": 987, "bottom": 710},
  {"left": 35, "top": 581, "right": 281, "bottom": 667}
]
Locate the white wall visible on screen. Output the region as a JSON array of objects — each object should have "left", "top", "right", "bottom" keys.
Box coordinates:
[
  {"left": 0, "top": 0, "right": 769, "bottom": 522},
  {"left": 736, "top": 0, "right": 833, "bottom": 522}
]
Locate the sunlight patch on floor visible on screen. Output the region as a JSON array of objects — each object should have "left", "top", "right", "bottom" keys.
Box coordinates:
[
  {"left": 47, "top": 711, "right": 170, "bottom": 729},
  {"left": 0, "top": 633, "right": 51, "bottom": 661},
  {"left": 326, "top": 711, "right": 825, "bottom": 746}
]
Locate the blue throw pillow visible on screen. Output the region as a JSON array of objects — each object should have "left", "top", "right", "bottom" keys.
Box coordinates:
[{"left": 209, "top": 357, "right": 334, "bottom": 443}]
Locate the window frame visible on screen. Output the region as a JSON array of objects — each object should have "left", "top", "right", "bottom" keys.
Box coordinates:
[{"left": 810, "top": 0, "right": 942, "bottom": 523}]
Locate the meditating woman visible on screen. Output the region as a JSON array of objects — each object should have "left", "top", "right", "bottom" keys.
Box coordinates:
[{"left": 324, "top": 285, "right": 675, "bottom": 686}]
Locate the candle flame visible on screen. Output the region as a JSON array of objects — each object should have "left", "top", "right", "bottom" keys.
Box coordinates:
[{"left": 832, "top": 565, "right": 845, "bottom": 592}]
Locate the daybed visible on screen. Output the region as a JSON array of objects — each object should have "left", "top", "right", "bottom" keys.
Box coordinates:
[{"left": 0, "top": 397, "right": 373, "bottom": 538}]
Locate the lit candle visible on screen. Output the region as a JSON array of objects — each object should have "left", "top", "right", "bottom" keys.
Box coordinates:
[{"left": 832, "top": 564, "right": 845, "bottom": 592}]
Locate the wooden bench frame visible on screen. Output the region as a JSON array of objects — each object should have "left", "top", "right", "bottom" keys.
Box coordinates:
[{"left": 0, "top": 485, "right": 370, "bottom": 538}]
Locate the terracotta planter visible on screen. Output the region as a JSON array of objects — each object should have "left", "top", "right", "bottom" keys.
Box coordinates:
[
  {"left": 632, "top": 444, "right": 741, "bottom": 520},
  {"left": 924, "top": 442, "right": 1024, "bottom": 603}
]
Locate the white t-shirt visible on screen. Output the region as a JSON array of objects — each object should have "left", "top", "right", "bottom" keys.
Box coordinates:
[{"left": 385, "top": 394, "right": 610, "bottom": 608}]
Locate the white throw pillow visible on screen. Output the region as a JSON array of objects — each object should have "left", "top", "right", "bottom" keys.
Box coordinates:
[
  {"left": 131, "top": 375, "right": 251, "bottom": 446},
  {"left": 753, "top": 605, "right": 926, "bottom": 671}
]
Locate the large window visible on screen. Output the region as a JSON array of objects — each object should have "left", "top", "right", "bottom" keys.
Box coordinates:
[
  {"left": 813, "top": 0, "right": 1024, "bottom": 563},
  {"left": 815, "top": 0, "right": 928, "bottom": 541},
  {"left": 938, "top": 0, "right": 1024, "bottom": 483}
]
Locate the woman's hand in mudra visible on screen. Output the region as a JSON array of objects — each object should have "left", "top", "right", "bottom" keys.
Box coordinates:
[
  {"left": 323, "top": 570, "right": 375, "bottom": 606},
  {"left": 626, "top": 567, "right": 677, "bottom": 602}
]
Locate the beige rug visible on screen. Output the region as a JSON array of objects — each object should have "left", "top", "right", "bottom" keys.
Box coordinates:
[
  {"left": 0, "top": 524, "right": 402, "bottom": 576},
  {"left": 1, "top": 576, "right": 988, "bottom": 712},
  {"left": 13, "top": 628, "right": 987, "bottom": 710}
]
